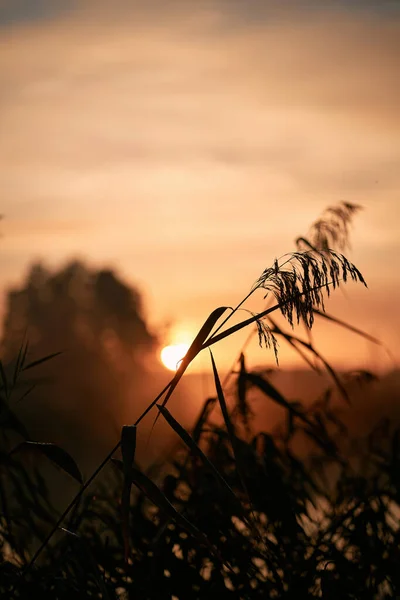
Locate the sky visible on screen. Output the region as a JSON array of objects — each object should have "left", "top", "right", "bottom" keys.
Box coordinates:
[{"left": 0, "top": 0, "right": 399, "bottom": 372}]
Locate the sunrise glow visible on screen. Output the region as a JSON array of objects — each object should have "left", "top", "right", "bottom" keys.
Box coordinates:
[{"left": 160, "top": 343, "right": 190, "bottom": 371}]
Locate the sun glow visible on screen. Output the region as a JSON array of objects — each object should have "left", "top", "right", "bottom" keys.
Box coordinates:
[{"left": 160, "top": 343, "right": 190, "bottom": 371}]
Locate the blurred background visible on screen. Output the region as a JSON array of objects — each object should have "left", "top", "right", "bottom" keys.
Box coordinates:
[{"left": 0, "top": 0, "right": 399, "bottom": 468}]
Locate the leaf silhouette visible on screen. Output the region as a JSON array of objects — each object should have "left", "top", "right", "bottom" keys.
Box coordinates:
[
  {"left": 156, "top": 404, "right": 248, "bottom": 520},
  {"left": 245, "top": 372, "right": 308, "bottom": 423},
  {"left": 11, "top": 441, "right": 83, "bottom": 484},
  {"left": 210, "top": 351, "right": 265, "bottom": 543},
  {"left": 237, "top": 353, "right": 250, "bottom": 425},
  {"left": 121, "top": 425, "right": 137, "bottom": 475},
  {"left": 160, "top": 306, "right": 230, "bottom": 409},
  {"left": 210, "top": 350, "right": 236, "bottom": 443},
  {"left": 268, "top": 317, "right": 350, "bottom": 403},
  {"left": 313, "top": 308, "right": 381, "bottom": 345},
  {"left": 22, "top": 352, "right": 62, "bottom": 372}
]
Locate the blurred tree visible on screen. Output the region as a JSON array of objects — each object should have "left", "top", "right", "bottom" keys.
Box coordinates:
[{"left": 0, "top": 261, "right": 158, "bottom": 464}]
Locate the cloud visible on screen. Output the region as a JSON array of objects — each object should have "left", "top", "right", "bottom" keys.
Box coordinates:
[{"left": 0, "top": 1, "right": 399, "bottom": 367}]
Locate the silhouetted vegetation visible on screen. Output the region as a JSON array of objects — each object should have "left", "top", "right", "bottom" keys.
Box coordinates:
[
  {"left": 1, "top": 262, "right": 157, "bottom": 454},
  {"left": 1, "top": 203, "right": 399, "bottom": 598}
]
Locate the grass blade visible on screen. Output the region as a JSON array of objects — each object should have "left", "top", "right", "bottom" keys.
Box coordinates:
[
  {"left": 22, "top": 352, "right": 62, "bottom": 372},
  {"left": 13, "top": 342, "right": 25, "bottom": 386},
  {"left": 313, "top": 308, "right": 382, "bottom": 345},
  {"left": 268, "top": 318, "right": 350, "bottom": 403},
  {"left": 121, "top": 425, "right": 137, "bottom": 474},
  {"left": 11, "top": 441, "right": 83, "bottom": 484},
  {"left": 244, "top": 372, "right": 308, "bottom": 422},
  {"left": 156, "top": 404, "right": 249, "bottom": 521},
  {"left": 210, "top": 351, "right": 265, "bottom": 542},
  {"left": 0, "top": 360, "right": 8, "bottom": 398},
  {"left": 129, "top": 466, "right": 223, "bottom": 561},
  {"left": 161, "top": 307, "right": 230, "bottom": 408},
  {"left": 121, "top": 425, "right": 137, "bottom": 561},
  {"left": 146, "top": 308, "right": 230, "bottom": 437},
  {"left": 192, "top": 397, "right": 216, "bottom": 443},
  {"left": 15, "top": 384, "right": 36, "bottom": 404},
  {"left": 60, "top": 528, "right": 113, "bottom": 600},
  {"left": 209, "top": 350, "right": 236, "bottom": 443},
  {"left": 237, "top": 353, "right": 250, "bottom": 427}
]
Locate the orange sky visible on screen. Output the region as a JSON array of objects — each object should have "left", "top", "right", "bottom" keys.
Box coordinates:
[{"left": 0, "top": 1, "right": 399, "bottom": 372}]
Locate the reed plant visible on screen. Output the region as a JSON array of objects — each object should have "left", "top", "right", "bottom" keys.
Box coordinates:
[{"left": 1, "top": 202, "right": 397, "bottom": 598}]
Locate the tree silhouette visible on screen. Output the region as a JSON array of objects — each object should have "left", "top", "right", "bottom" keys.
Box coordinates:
[{"left": 0, "top": 260, "right": 158, "bottom": 464}]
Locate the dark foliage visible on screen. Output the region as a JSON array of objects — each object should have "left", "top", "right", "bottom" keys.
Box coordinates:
[
  {"left": 3, "top": 365, "right": 399, "bottom": 599},
  {"left": 0, "top": 202, "right": 397, "bottom": 599}
]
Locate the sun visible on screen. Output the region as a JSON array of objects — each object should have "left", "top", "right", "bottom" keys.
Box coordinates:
[{"left": 160, "top": 343, "right": 190, "bottom": 371}]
